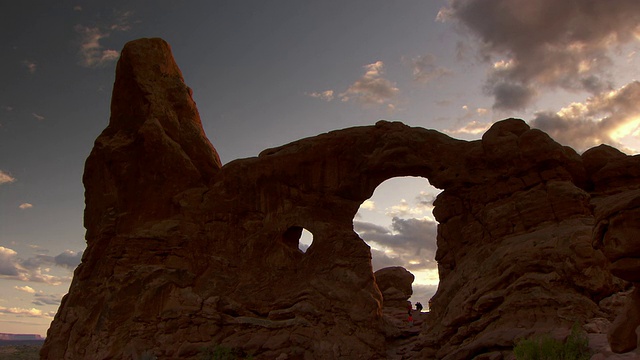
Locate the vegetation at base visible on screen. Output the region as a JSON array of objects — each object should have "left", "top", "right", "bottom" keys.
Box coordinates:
[
  {"left": 200, "top": 345, "right": 253, "bottom": 360},
  {"left": 0, "top": 344, "right": 41, "bottom": 360},
  {"left": 513, "top": 323, "right": 592, "bottom": 360}
]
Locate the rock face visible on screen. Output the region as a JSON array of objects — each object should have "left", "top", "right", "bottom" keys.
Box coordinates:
[
  {"left": 589, "top": 145, "right": 640, "bottom": 354},
  {"left": 41, "top": 38, "right": 637, "bottom": 359},
  {"left": 374, "top": 267, "right": 414, "bottom": 309}
]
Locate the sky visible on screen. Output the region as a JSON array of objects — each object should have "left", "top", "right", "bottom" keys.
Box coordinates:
[{"left": 1, "top": 0, "right": 639, "bottom": 336}]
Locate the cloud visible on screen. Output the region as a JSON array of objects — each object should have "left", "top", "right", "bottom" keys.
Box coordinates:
[
  {"left": 74, "top": 25, "right": 121, "bottom": 68},
  {"left": 359, "top": 200, "right": 376, "bottom": 211},
  {"left": 19, "top": 203, "right": 33, "bottom": 210},
  {"left": 0, "top": 247, "right": 21, "bottom": 277},
  {"left": 487, "top": 81, "right": 537, "bottom": 111},
  {"left": 415, "top": 191, "right": 436, "bottom": 210},
  {"left": 33, "top": 293, "right": 62, "bottom": 306},
  {"left": 440, "top": 0, "right": 640, "bottom": 109},
  {"left": 0, "top": 170, "right": 16, "bottom": 185},
  {"left": 14, "top": 286, "right": 35, "bottom": 294},
  {"left": 74, "top": 10, "right": 133, "bottom": 68},
  {"left": 339, "top": 61, "right": 400, "bottom": 108},
  {"left": 445, "top": 120, "right": 492, "bottom": 136},
  {"left": 307, "top": 90, "right": 334, "bottom": 101},
  {"left": 2, "top": 106, "right": 13, "bottom": 112},
  {"left": 355, "top": 217, "right": 438, "bottom": 272},
  {"left": 385, "top": 199, "right": 427, "bottom": 218},
  {"left": 406, "top": 54, "right": 452, "bottom": 83},
  {"left": 0, "top": 306, "right": 54, "bottom": 318},
  {"left": 0, "top": 247, "right": 80, "bottom": 284},
  {"left": 52, "top": 250, "right": 83, "bottom": 269},
  {"left": 22, "top": 60, "right": 36, "bottom": 74},
  {"left": 32, "top": 113, "right": 45, "bottom": 121},
  {"left": 530, "top": 81, "right": 640, "bottom": 152}
]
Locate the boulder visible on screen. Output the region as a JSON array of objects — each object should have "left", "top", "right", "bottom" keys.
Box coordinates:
[{"left": 375, "top": 267, "right": 414, "bottom": 308}]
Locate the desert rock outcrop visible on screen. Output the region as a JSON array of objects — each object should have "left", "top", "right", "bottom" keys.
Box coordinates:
[
  {"left": 374, "top": 267, "right": 414, "bottom": 309},
  {"left": 42, "top": 38, "right": 635, "bottom": 359},
  {"left": 590, "top": 144, "right": 640, "bottom": 354}
]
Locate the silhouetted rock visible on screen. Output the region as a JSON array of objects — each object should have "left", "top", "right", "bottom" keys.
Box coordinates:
[
  {"left": 592, "top": 163, "right": 640, "bottom": 353},
  {"left": 375, "top": 267, "right": 414, "bottom": 308},
  {"left": 42, "top": 38, "right": 635, "bottom": 359}
]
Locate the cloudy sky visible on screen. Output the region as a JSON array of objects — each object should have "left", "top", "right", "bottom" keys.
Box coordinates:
[{"left": 1, "top": 1, "right": 639, "bottom": 335}]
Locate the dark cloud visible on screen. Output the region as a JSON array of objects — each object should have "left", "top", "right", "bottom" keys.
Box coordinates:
[
  {"left": 36, "top": 250, "right": 83, "bottom": 270},
  {"left": 487, "top": 81, "right": 537, "bottom": 111},
  {"left": 33, "top": 293, "right": 62, "bottom": 306},
  {"left": 53, "top": 250, "right": 83, "bottom": 269},
  {"left": 440, "top": 0, "right": 640, "bottom": 109},
  {"left": 0, "top": 247, "right": 81, "bottom": 285},
  {"left": 355, "top": 217, "right": 438, "bottom": 272},
  {"left": 530, "top": 81, "right": 640, "bottom": 152},
  {"left": 406, "top": 54, "right": 452, "bottom": 83}
]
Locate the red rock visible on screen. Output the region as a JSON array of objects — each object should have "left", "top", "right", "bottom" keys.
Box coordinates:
[
  {"left": 41, "top": 38, "right": 631, "bottom": 360},
  {"left": 374, "top": 267, "right": 414, "bottom": 308}
]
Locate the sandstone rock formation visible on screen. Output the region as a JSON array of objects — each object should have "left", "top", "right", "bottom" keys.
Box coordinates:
[
  {"left": 41, "top": 38, "right": 637, "bottom": 359},
  {"left": 374, "top": 267, "right": 414, "bottom": 309},
  {"left": 589, "top": 145, "right": 640, "bottom": 354}
]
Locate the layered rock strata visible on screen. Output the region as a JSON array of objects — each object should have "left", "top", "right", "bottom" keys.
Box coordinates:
[{"left": 42, "top": 38, "right": 635, "bottom": 359}]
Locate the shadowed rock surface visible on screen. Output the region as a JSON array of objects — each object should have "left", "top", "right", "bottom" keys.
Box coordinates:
[
  {"left": 375, "top": 267, "right": 414, "bottom": 309},
  {"left": 42, "top": 38, "right": 639, "bottom": 359}
]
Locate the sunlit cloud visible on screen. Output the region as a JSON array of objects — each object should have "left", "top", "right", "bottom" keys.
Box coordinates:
[
  {"left": 75, "top": 25, "right": 120, "bottom": 68},
  {"left": 14, "top": 286, "right": 36, "bottom": 294},
  {"left": 360, "top": 200, "right": 376, "bottom": 211},
  {"left": 307, "top": 90, "right": 334, "bottom": 101},
  {"left": 32, "top": 113, "right": 45, "bottom": 121},
  {"left": 440, "top": 0, "right": 640, "bottom": 110},
  {"left": 339, "top": 61, "right": 400, "bottom": 108},
  {"left": 0, "top": 170, "right": 16, "bottom": 185},
  {"left": 406, "top": 54, "right": 452, "bottom": 83},
  {"left": 530, "top": 81, "right": 640, "bottom": 152},
  {"left": 385, "top": 199, "right": 427, "bottom": 218},
  {"left": 19, "top": 203, "right": 33, "bottom": 210},
  {"left": 74, "top": 10, "right": 133, "bottom": 68},
  {"left": 22, "top": 60, "right": 37, "bottom": 74},
  {"left": 445, "top": 120, "right": 492, "bottom": 136},
  {"left": 0, "top": 306, "right": 54, "bottom": 318}
]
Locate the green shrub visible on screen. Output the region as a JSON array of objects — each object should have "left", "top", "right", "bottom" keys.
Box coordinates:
[{"left": 513, "top": 323, "right": 591, "bottom": 360}]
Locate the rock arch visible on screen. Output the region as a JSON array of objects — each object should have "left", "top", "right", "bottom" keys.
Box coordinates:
[
  {"left": 42, "top": 38, "right": 636, "bottom": 360},
  {"left": 354, "top": 176, "right": 441, "bottom": 303}
]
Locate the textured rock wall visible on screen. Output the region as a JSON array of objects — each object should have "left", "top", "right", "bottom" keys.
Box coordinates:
[{"left": 41, "top": 38, "right": 637, "bottom": 359}]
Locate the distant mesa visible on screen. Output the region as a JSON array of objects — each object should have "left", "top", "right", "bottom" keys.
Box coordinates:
[
  {"left": 0, "top": 333, "right": 45, "bottom": 341},
  {"left": 41, "top": 38, "right": 640, "bottom": 359}
]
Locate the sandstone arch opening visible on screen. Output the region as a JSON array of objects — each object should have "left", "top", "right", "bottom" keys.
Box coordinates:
[
  {"left": 280, "top": 225, "right": 314, "bottom": 253},
  {"left": 354, "top": 176, "right": 441, "bottom": 310},
  {"left": 299, "top": 228, "right": 314, "bottom": 253}
]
